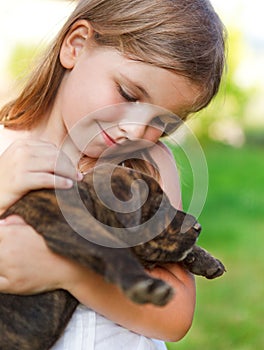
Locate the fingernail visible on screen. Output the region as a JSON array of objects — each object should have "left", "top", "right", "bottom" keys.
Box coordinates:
[
  {"left": 0, "top": 219, "right": 7, "bottom": 225},
  {"left": 77, "top": 172, "right": 83, "bottom": 181},
  {"left": 65, "top": 179, "right": 73, "bottom": 188}
]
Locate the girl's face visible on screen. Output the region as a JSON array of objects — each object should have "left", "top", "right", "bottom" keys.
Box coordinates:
[{"left": 57, "top": 39, "right": 200, "bottom": 159}]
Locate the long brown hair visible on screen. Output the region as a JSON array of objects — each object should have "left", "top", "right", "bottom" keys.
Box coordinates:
[{"left": 0, "top": 0, "right": 226, "bottom": 130}]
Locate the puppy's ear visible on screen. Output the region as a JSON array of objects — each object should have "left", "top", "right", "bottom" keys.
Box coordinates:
[{"left": 60, "top": 19, "right": 94, "bottom": 69}]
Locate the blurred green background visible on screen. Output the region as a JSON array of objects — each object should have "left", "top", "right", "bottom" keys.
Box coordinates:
[
  {"left": 0, "top": 1, "right": 263, "bottom": 349},
  {"left": 166, "top": 141, "right": 264, "bottom": 350}
]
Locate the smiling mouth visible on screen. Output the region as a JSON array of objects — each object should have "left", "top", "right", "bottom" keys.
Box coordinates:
[{"left": 96, "top": 121, "right": 117, "bottom": 146}]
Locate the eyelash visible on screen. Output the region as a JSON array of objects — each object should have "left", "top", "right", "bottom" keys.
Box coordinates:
[{"left": 118, "top": 85, "right": 138, "bottom": 102}]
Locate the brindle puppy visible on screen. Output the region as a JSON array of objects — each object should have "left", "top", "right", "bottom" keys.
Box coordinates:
[{"left": 0, "top": 164, "right": 225, "bottom": 350}]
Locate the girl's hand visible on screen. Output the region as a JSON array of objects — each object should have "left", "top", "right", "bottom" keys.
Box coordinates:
[
  {"left": 0, "top": 215, "right": 79, "bottom": 294},
  {"left": 0, "top": 139, "right": 82, "bottom": 214}
]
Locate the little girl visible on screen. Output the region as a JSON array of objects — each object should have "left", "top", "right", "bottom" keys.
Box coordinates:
[{"left": 0, "top": 0, "right": 226, "bottom": 349}]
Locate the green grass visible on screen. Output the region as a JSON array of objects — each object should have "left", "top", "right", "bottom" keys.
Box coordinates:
[{"left": 165, "top": 141, "right": 264, "bottom": 350}]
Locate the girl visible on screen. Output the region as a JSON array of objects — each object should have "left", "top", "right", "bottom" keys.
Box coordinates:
[{"left": 0, "top": 0, "right": 226, "bottom": 349}]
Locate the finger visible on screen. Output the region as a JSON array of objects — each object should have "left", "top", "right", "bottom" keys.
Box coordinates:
[
  {"left": 0, "top": 277, "right": 9, "bottom": 292},
  {"left": 23, "top": 172, "right": 74, "bottom": 190},
  {"left": 28, "top": 145, "right": 83, "bottom": 181},
  {"left": 11, "top": 140, "right": 82, "bottom": 181},
  {"left": 52, "top": 149, "right": 83, "bottom": 181},
  {"left": 0, "top": 215, "right": 26, "bottom": 225}
]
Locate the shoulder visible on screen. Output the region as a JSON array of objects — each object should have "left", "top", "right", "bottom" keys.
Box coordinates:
[{"left": 0, "top": 127, "right": 29, "bottom": 156}]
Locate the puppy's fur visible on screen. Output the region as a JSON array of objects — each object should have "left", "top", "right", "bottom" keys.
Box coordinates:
[{"left": 0, "top": 164, "right": 225, "bottom": 350}]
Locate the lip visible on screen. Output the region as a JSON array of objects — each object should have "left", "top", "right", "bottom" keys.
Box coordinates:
[{"left": 96, "top": 121, "right": 117, "bottom": 147}]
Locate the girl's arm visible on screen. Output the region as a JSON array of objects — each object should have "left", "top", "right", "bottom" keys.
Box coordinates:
[{"left": 66, "top": 257, "right": 195, "bottom": 341}]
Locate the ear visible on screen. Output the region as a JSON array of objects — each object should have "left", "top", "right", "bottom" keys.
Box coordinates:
[{"left": 60, "top": 20, "right": 94, "bottom": 69}]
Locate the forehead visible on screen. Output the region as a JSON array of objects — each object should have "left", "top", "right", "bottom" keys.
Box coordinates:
[{"left": 118, "top": 58, "right": 201, "bottom": 116}]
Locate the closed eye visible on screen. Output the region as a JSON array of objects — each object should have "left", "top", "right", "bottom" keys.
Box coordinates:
[{"left": 118, "top": 85, "right": 138, "bottom": 102}]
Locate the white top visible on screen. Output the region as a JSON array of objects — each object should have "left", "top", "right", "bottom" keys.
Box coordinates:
[{"left": 51, "top": 305, "right": 167, "bottom": 350}]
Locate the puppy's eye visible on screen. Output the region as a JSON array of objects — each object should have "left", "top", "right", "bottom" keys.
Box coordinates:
[
  {"left": 163, "top": 121, "right": 181, "bottom": 135},
  {"left": 151, "top": 114, "right": 182, "bottom": 135},
  {"left": 151, "top": 116, "right": 166, "bottom": 129}
]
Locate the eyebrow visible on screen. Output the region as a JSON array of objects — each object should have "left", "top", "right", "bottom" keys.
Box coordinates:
[{"left": 120, "top": 73, "right": 151, "bottom": 99}]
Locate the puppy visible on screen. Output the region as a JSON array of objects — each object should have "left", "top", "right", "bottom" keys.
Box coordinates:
[{"left": 0, "top": 164, "right": 225, "bottom": 350}]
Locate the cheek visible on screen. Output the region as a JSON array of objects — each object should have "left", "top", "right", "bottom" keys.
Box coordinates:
[
  {"left": 60, "top": 74, "right": 121, "bottom": 131},
  {"left": 59, "top": 74, "right": 93, "bottom": 130}
]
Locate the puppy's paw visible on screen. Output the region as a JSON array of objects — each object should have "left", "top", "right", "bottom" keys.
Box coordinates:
[{"left": 126, "top": 278, "right": 174, "bottom": 306}]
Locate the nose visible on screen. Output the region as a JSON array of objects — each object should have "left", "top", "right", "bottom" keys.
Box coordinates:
[
  {"left": 118, "top": 122, "right": 147, "bottom": 141},
  {"left": 193, "top": 222, "right": 202, "bottom": 233}
]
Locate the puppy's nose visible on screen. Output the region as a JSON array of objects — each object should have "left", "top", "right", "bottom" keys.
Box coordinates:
[{"left": 193, "top": 222, "right": 202, "bottom": 233}]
